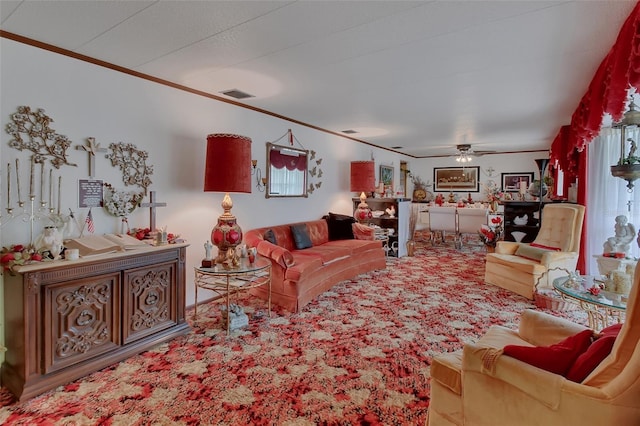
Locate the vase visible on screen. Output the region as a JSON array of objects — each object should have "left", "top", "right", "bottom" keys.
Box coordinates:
[
  {"left": 490, "top": 200, "right": 498, "bottom": 213},
  {"left": 485, "top": 245, "right": 495, "bottom": 253},
  {"left": 406, "top": 240, "right": 415, "bottom": 257},
  {"left": 528, "top": 181, "right": 548, "bottom": 198},
  {"left": 121, "top": 216, "right": 130, "bottom": 234}
]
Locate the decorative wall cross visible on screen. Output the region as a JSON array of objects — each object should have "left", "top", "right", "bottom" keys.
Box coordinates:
[
  {"left": 140, "top": 190, "right": 167, "bottom": 231},
  {"left": 76, "top": 137, "right": 107, "bottom": 178}
]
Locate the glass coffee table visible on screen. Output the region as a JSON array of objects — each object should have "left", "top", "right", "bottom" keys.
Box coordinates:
[
  {"left": 553, "top": 275, "right": 626, "bottom": 330},
  {"left": 194, "top": 256, "right": 271, "bottom": 334}
]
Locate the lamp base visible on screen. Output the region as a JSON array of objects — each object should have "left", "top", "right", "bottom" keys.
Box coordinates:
[
  {"left": 211, "top": 193, "right": 243, "bottom": 267},
  {"left": 353, "top": 192, "right": 372, "bottom": 223}
]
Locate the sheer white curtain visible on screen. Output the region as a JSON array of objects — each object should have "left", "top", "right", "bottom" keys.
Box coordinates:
[{"left": 586, "top": 127, "right": 640, "bottom": 274}]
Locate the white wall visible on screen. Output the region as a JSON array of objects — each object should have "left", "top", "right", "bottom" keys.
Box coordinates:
[
  {"left": 405, "top": 152, "right": 550, "bottom": 201},
  {"left": 0, "top": 38, "right": 415, "bottom": 306}
]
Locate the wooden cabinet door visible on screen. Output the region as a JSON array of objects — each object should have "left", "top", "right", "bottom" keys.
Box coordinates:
[
  {"left": 122, "top": 260, "right": 178, "bottom": 344},
  {"left": 43, "top": 273, "right": 121, "bottom": 374}
]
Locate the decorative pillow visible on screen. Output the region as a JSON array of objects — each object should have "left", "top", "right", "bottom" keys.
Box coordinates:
[
  {"left": 515, "top": 244, "right": 557, "bottom": 262},
  {"left": 530, "top": 242, "right": 561, "bottom": 251},
  {"left": 326, "top": 212, "right": 355, "bottom": 240},
  {"left": 264, "top": 229, "right": 277, "bottom": 245},
  {"left": 503, "top": 329, "right": 594, "bottom": 376},
  {"left": 290, "top": 224, "right": 313, "bottom": 249},
  {"left": 565, "top": 323, "right": 622, "bottom": 382}
]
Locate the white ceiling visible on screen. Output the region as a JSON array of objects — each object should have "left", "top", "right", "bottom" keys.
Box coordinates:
[{"left": 1, "top": 0, "right": 637, "bottom": 158}]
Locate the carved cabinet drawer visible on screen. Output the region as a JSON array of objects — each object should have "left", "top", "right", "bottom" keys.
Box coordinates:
[
  {"left": 122, "top": 261, "right": 177, "bottom": 344},
  {"left": 43, "top": 272, "right": 121, "bottom": 374}
]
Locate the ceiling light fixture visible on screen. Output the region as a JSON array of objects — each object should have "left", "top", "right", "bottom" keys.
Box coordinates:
[{"left": 456, "top": 144, "right": 472, "bottom": 163}]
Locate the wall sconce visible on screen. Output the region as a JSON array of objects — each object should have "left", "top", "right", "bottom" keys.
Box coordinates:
[{"left": 251, "top": 159, "right": 266, "bottom": 192}]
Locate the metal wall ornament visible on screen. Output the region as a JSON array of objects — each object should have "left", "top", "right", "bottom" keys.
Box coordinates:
[
  {"left": 307, "top": 149, "right": 324, "bottom": 195},
  {"left": 5, "top": 106, "right": 76, "bottom": 168},
  {"left": 105, "top": 142, "right": 153, "bottom": 195}
]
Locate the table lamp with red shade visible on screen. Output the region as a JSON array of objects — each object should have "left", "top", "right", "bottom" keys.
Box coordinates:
[
  {"left": 204, "top": 133, "right": 252, "bottom": 265},
  {"left": 350, "top": 161, "right": 376, "bottom": 223}
]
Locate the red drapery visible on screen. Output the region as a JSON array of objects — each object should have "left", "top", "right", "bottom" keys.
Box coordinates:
[{"left": 550, "top": 1, "right": 640, "bottom": 176}]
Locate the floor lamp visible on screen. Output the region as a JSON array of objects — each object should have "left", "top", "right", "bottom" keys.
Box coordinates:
[{"left": 535, "top": 158, "right": 549, "bottom": 226}]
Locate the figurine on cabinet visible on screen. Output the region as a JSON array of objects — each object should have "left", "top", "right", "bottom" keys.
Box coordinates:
[
  {"left": 603, "top": 215, "right": 635, "bottom": 255},
  {"left": 34, "top": 226, "right": 63, "bottom": 260}
]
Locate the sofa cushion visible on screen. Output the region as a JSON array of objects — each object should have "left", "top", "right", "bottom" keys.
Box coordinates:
[
  {"left": 291, "top": 224, "right": 313, "bottom": 249},
  {"left": 264, "top": 229, "right": 278, "bottom": 245},
  {"left": 325, "top": 239, "right": 382, "bottom": 255},
  {"left": 295, "top": 245, "right": 351, "bottom": 264},
  {"left": 503, "top": 329, "right": 594, "bottom": 376},
  {"left": 566, "top": 324, "right": 622, "bottom": 383},
  {"left": 284, "top": 255, "right": 324, "bottom": 282},
  {"left": 326, "top": 212, "right": 355, "bottom": 240}
]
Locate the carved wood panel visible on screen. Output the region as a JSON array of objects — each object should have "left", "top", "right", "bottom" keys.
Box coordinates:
[
  {"left": 122, "top": 260, "right": 177, "bottom": 344},
  {"left": 44, "top": 273, "right": 120, "bottom": 374}
]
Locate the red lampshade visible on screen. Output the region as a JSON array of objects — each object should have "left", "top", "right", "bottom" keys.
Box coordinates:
[
  {"left": 204, "top": 133, "right": 252, "bottom": 193},
  {"left": 350, "top": 161, "right": 376, "bottom": 192}
]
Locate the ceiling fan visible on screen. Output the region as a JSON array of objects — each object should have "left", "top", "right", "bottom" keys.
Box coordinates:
[{"left": 454, "top": 144, "right": 495, "bottom": 162}]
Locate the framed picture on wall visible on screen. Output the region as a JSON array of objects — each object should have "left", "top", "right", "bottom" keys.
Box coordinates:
[
  {"left": 434, "top": 166, "right": 480, "bottom": 192},
  {"left": 501, "top": 172, "right": 534, "bottom": 192},
  {"left": 380, "top": 165, "right": 394, "bottom": 187}
]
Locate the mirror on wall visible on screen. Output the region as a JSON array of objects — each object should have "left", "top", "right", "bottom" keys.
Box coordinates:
[{"left": 266, "top": 142, "right": 309, "bottom": 198}]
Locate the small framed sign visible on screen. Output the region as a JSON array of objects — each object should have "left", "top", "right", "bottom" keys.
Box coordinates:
[{"left": 78, "top": 179, "right": 103, "bottom": 208}]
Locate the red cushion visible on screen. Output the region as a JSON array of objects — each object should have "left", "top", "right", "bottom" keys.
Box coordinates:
[
  {"left": 600, "top": 323, "right": 623, "bottom": 336},
  {"left": 565, "top": 323, "right": 623, "bottom": 382},
  {"left": 530, "top": 242, "right": 561, "bottom": 251},
  {"left": 503, "top": 329, "right": 593, "bottom": 376}
]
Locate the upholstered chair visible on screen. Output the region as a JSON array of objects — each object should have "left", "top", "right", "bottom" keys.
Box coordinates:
[
  {"left": 429, "top": 207, "right": 458, "bottom": 244},
  {"left": 456, "top": 208, "right": 488, "bottom": 248},
  {"left": 427, "top": 262, "right": 640, "bottom": 426},
  {"left": 484, "top": 203, "right": 585, "bottom": 299}
]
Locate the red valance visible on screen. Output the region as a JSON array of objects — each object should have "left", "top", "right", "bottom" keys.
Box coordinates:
[
  {"left": 551, "top": 1, "right": 640, "bottom": 176},
  {"left": 270, "top": 149, "right": 307, "bottom": 171}
]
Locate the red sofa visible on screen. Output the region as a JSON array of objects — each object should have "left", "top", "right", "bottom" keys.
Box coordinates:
[{"left": 244, "top": 219, "right": 386, "bottom": 312}]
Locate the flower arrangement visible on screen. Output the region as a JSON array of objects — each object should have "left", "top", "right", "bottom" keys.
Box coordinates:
[
  {"left": 1, "top": 244, "right": 46, "bottom": 275},
  {"left": 103, "top": 182, "right": 143, "bottom": 217},
  {"left": 478, "top": 216, "right": 504, "bottom": 247},
  {"left": 484, "top": 183, "right": 503, "bottom": 203},
  {"left": 128, "top": 227, "right": 182, "bottom": 244}
]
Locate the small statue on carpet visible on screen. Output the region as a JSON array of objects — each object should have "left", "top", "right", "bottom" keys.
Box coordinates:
[
  {"left": 603, "top": 215, "right": 635, "bottom": 255},
  {"left": 221, "top": 303, "right": 249, "bottom": 330}
]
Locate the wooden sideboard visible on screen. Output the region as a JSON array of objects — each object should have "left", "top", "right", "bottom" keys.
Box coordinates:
[{"left": 2, "top": 243, "right": 189, "bottom": 401}]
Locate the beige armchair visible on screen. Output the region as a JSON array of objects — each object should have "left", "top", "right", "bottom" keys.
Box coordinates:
[
  {"left": 428, "top": 262, "right": 640, "bottom": 426},
  {"left": 484, "top": 203, "right": 585, "bottom": 299}
]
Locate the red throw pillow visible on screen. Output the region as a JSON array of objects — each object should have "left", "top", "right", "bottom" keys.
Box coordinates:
[
  {"left": 566, "top": 323, "right": 623, "bottom": 383},
  {"left": 503, "top": 329, "right": 593, "bottom": 376},
  {"left": 530, "top": 242, "right": 561, "bottom": 251}
]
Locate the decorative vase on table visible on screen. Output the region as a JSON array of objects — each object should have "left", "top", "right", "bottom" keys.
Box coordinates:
[{"left": 490, "top": 200, "right": 499, "bottom": 213}]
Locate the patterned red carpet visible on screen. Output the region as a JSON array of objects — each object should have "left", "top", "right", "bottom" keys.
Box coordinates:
[{"left": 0, "top": 238, "right": 586, "bottom": 425}]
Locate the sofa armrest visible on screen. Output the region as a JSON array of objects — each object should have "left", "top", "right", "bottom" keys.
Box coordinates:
[
  {"left": 462, "top": 344, "right": 603, "bottom": 410},
  {"left": 518, "top": 309, "right": 590, "bottom": 347},
  {"left": 540, "top": 251, "right": 578, "bottom": 266},
  {"left": 495, "top": 241, "right": 519, "bottom": 254},
  {"left": 352, "top": 223, "right": 375, "bottom": 240},
  {"left": 256, "top": 240, "right": 295, "bottom": 269}
]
